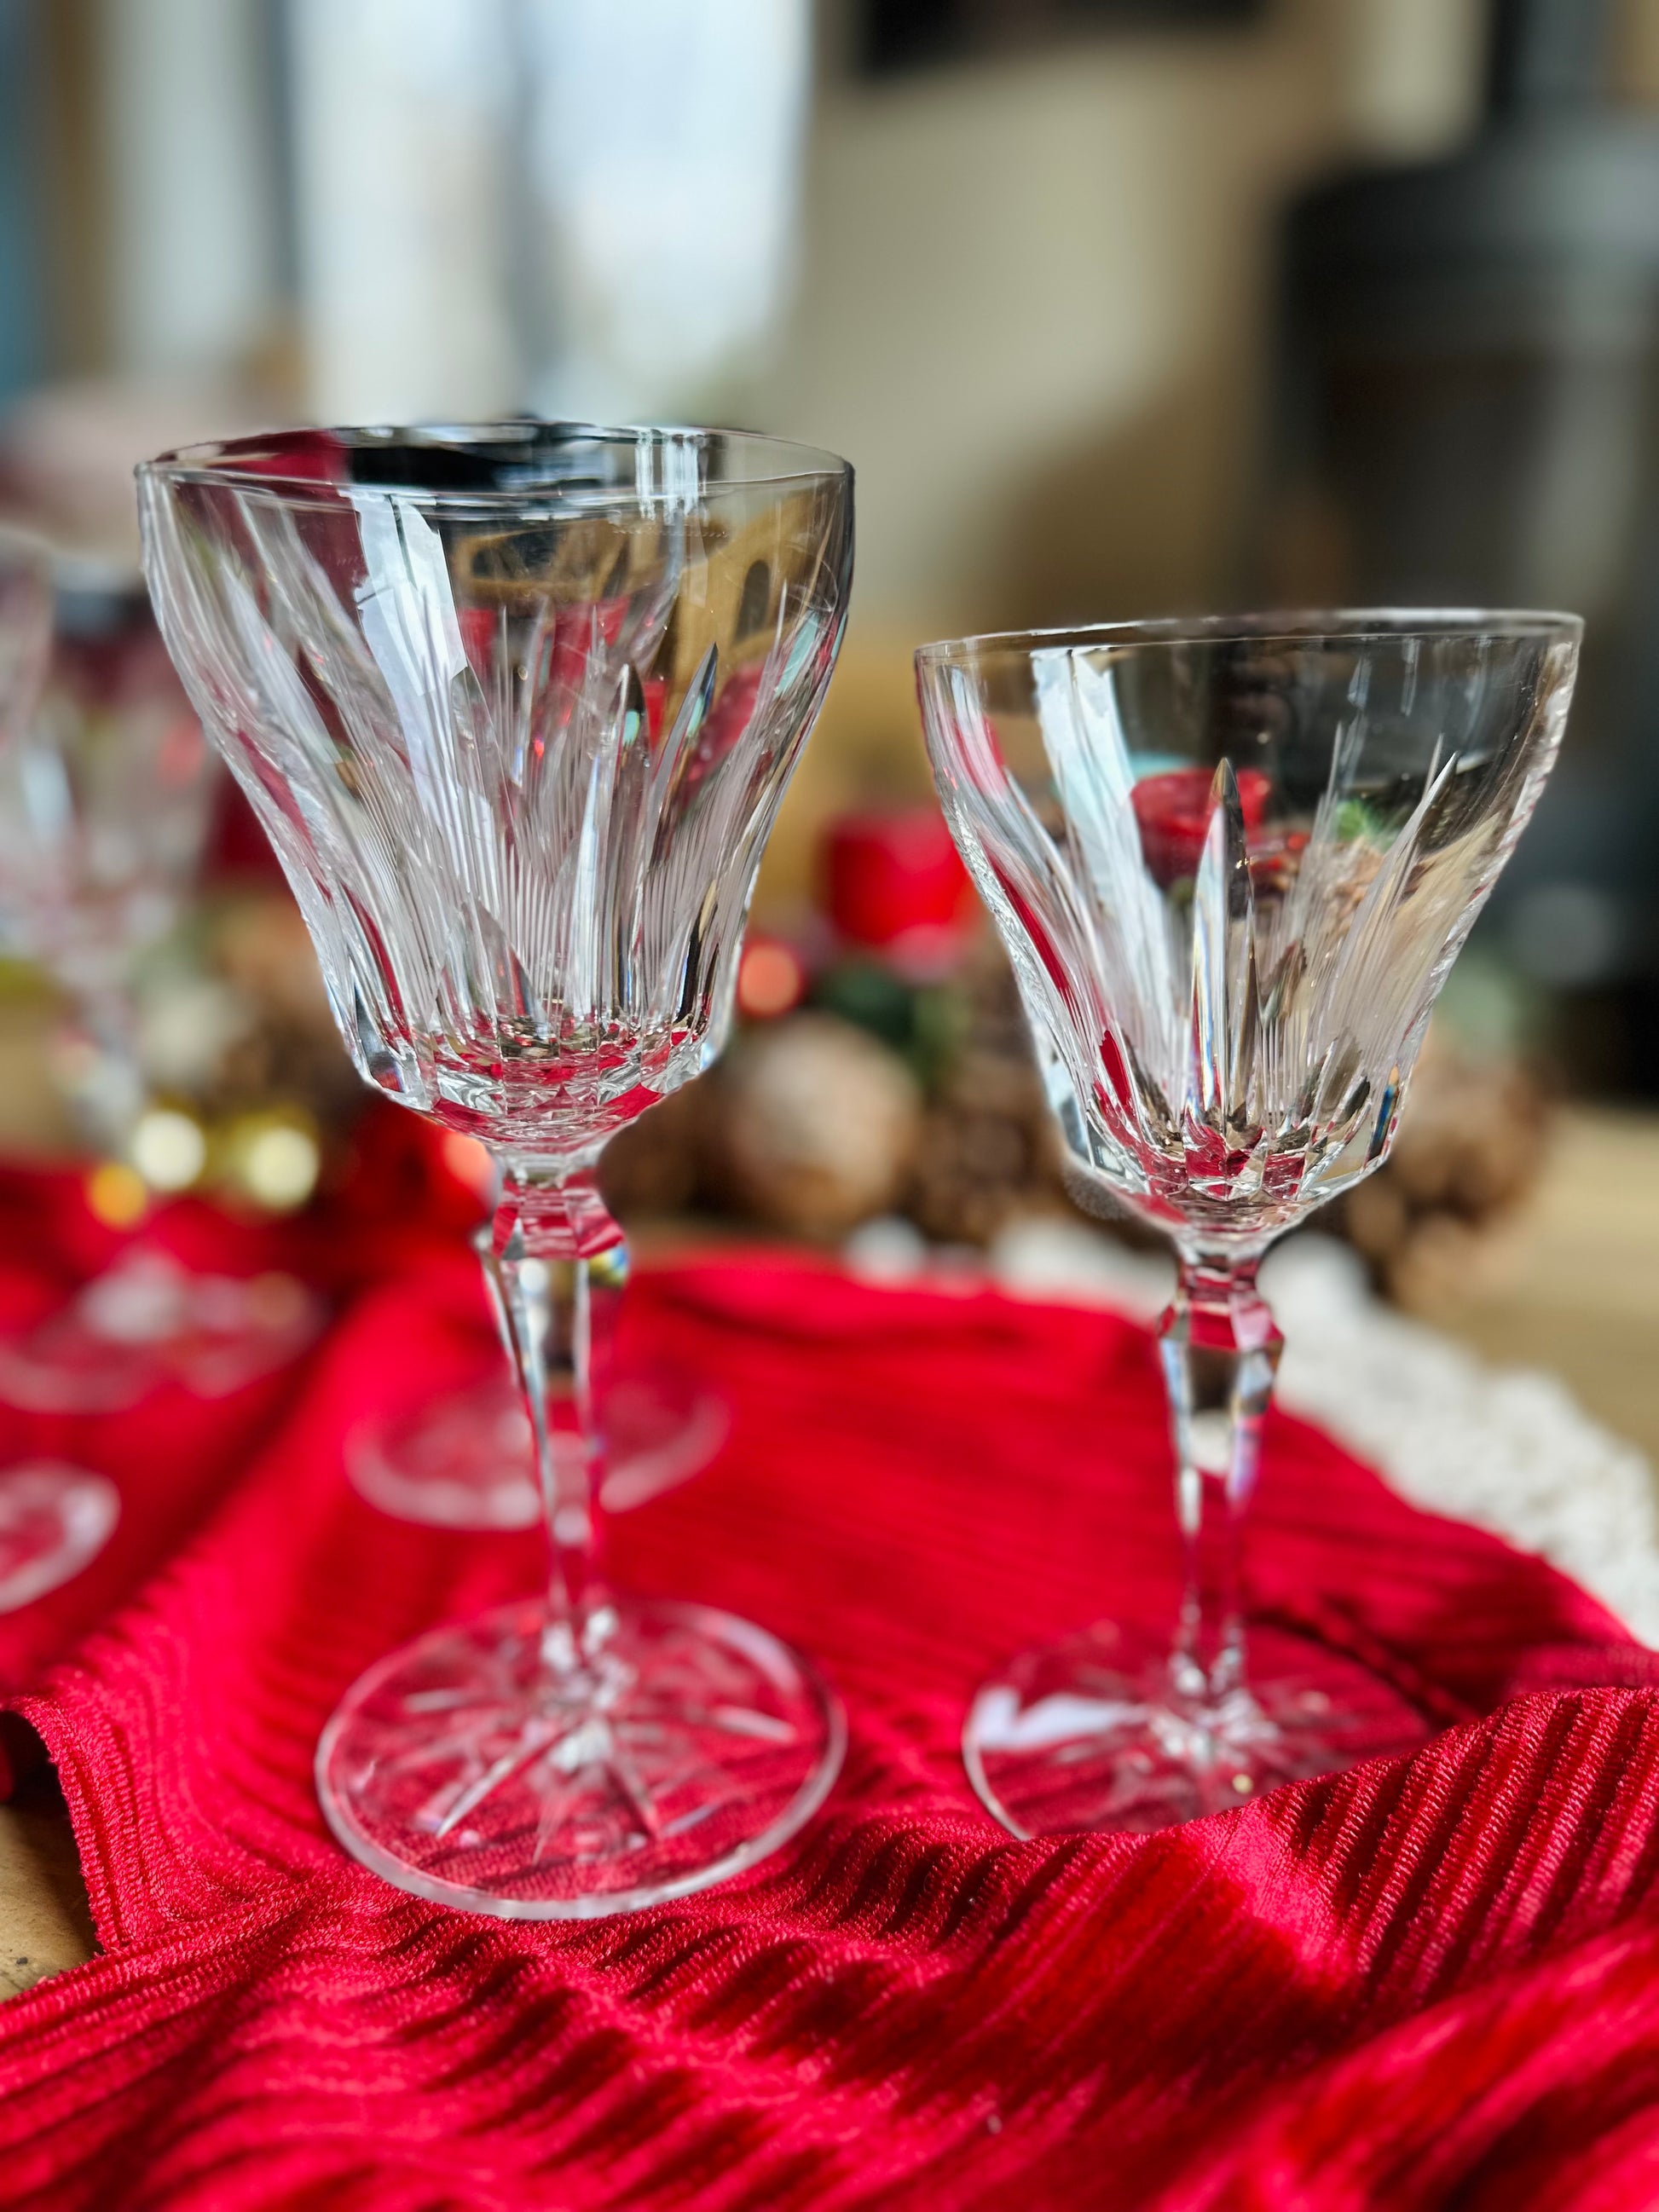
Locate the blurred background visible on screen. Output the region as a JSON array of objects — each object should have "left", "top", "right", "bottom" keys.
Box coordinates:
[{"left": 2, "top": 0, "right": 1658, "bottom": 1448}]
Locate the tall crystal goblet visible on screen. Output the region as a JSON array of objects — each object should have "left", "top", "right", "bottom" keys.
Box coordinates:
[
  {"left": 917, "top": 611, "right": 1580, "bottom": 1837},
  {"left": 140, "top": 424, "right": 853, "bottom": 1916},
  {"left": 0, "top": 525, "right": 120, "bottom": 1611}
]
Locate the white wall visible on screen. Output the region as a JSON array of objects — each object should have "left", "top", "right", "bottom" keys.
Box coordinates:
[{"left": 751, "top": 0, "right": 1483, "bottom": 636}]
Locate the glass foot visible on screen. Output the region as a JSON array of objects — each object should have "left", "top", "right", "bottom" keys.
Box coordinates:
[
  {"left": 964, "top": 1618, "right": 1430, "bottom": 1838},
  {"left": 345, "top": 1367, "right": 729, "bottom": 1528},
  {"left": 315, "top": 1595, "right": 846, "bottom": 1919},
  {"left": 0, "top": 1462, "right": 120, "bottom": 1613},
  {"left": 0, "top": 1251, "right": 320, "bottom": 1413}
]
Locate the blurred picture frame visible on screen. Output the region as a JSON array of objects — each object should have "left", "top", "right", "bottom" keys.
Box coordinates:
[{"left": 859, "top": 0, "right": 1263, "bottom": 75}]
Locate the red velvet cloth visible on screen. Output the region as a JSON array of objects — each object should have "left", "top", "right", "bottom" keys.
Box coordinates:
[{"left": 2, "top": 1196, "right": 1658, "bottom": 2208}]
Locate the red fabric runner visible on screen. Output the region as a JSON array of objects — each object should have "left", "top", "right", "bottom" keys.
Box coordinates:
[{"left": 1, "top": 1180, "right": 1657, "bottom": 2209}]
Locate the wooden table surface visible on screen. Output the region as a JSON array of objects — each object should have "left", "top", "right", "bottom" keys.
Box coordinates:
[
  {"left": 3, "top": 1106, "right": 1656, "bottom": 1996},
  {"left": 0, "top": 1726, "right": 98, "bottom": 1996},
  {"left": 1417, "top": 1109, "right": 1659, "bottom": 1472}
]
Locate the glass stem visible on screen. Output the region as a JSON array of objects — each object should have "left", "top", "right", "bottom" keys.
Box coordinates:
[
  {"left": 60, "top": 973, "right": 147, "bottom": 1158},
  {"left": 1158, "top": 1249, "right": 1283, "bottom": 1708},
  {"left": 475, "top": 1157, "right": 627, "bottom": 1673}
]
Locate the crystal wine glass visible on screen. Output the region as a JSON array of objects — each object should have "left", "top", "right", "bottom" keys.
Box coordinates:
[
  {"left": 917, "top": 611, "right": 1580, "bottom": 1836},
  {"left": 140, "top": 423, "right": 854, "bottom": 1916},
  {"left": 0, "top": 555, "right": 320, "bottom": 1413},
  {"left": 0, "top": 525, "right": 120, "bottom": 1611}
]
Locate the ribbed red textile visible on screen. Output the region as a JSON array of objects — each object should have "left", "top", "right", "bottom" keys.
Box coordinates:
[
  {"left": 0, "top": 1130, "right": 476, "bottom": 1694},
  {"left": 2, "top": 1205, "right": 1658, "bottom": 2209}
]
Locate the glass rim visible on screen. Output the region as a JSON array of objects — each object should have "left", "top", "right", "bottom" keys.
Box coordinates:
[
  {"left": 915, "top": 607, "right": 1585, "bottom": 667},
  {"left": 136, "top": 420, "right": 853, "bottom": 507}
]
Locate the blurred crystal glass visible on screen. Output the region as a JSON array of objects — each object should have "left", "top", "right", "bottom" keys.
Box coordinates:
[
  {"left": 0, "top": 556, "right": 217, "bottom": 1118},
  {"left": 918, "top": 610, "right": 1580, "bottom": 1836},
  {"left": 0, "top": 527, "right": 119, "bottom": 1610},
  {"left": 346, "top": 1339, "right": 728, "bottom": 1529},
  {"left": 0, "top": 556, "right": 316, "bottom": 1415},
  {"left": 140, "top": 422, "right": 853, "bottom": 1916}
]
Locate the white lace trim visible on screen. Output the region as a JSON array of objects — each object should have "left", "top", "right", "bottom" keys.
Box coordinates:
[{"left": 852, "top": 1217, "right": 1659, "bottom": 1649}]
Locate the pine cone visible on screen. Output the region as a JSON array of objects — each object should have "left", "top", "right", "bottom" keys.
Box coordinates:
[
  {"left": 903, "top": 940, "right": 1074, "bottom": 1245},
  {"left": 1328, "top": 1031, "right": 1551, "bottom": 1308}
]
